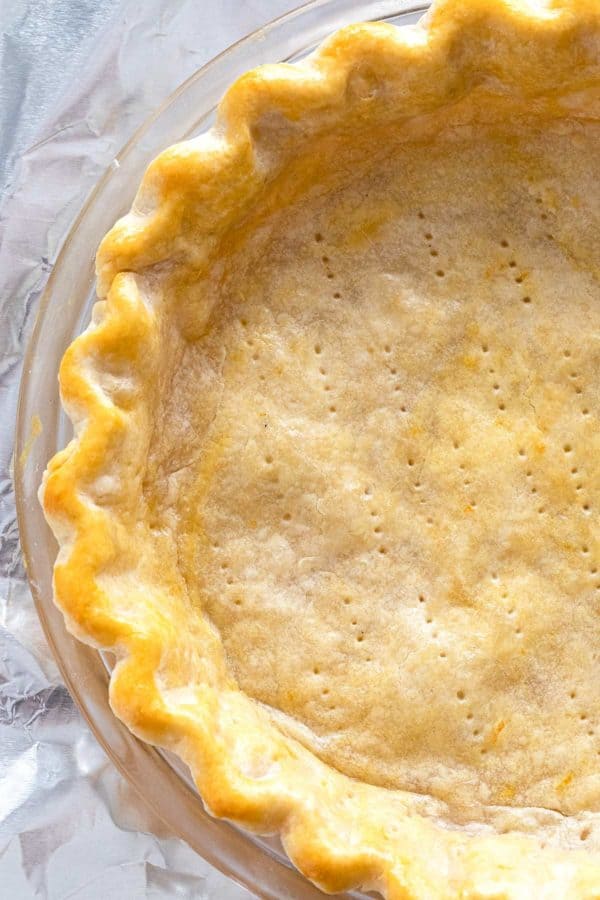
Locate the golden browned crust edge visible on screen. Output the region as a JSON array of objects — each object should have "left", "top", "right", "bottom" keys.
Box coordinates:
[{"left": 41, "top": 1, "right": 600, "bottom": 896}]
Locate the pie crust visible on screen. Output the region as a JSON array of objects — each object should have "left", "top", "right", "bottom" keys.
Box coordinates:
[{"left": 41, "top": 0, "right": 600, "bottom": 895}]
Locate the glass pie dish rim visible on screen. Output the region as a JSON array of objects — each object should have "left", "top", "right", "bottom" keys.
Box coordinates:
[{"left": 14, "top": 2, "right": 430, "bottom": 898}]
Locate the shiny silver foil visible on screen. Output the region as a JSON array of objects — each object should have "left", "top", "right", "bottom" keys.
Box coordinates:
[{"left": 0, "top": 2, "right": 296, "bottom": 896}]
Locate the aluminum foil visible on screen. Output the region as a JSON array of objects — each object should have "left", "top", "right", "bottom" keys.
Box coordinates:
[{"left": 0, "top": 2, "right": 297, "bottom": 896}]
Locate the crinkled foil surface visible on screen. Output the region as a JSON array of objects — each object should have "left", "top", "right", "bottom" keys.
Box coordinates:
[{"left": 0, "top": 2, "right": 296, "bottom": 896}]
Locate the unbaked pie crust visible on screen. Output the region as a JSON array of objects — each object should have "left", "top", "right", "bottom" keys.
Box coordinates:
[{"left": 41, "top": 0, "right": 600, "bottom": 895}]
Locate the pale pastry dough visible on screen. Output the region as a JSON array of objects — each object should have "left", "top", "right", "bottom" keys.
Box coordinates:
[{"left": 41, "top": 1, "right": 600, "bottom": 896}]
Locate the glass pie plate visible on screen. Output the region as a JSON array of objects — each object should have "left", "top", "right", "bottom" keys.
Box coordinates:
[{"left": 15, "top": 1, "right": 429, "bottom": 897}]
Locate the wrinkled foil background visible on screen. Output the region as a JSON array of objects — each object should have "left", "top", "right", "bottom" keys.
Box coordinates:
[{"left": 0, "top": 2, "right": 297, "bottom": 896}]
